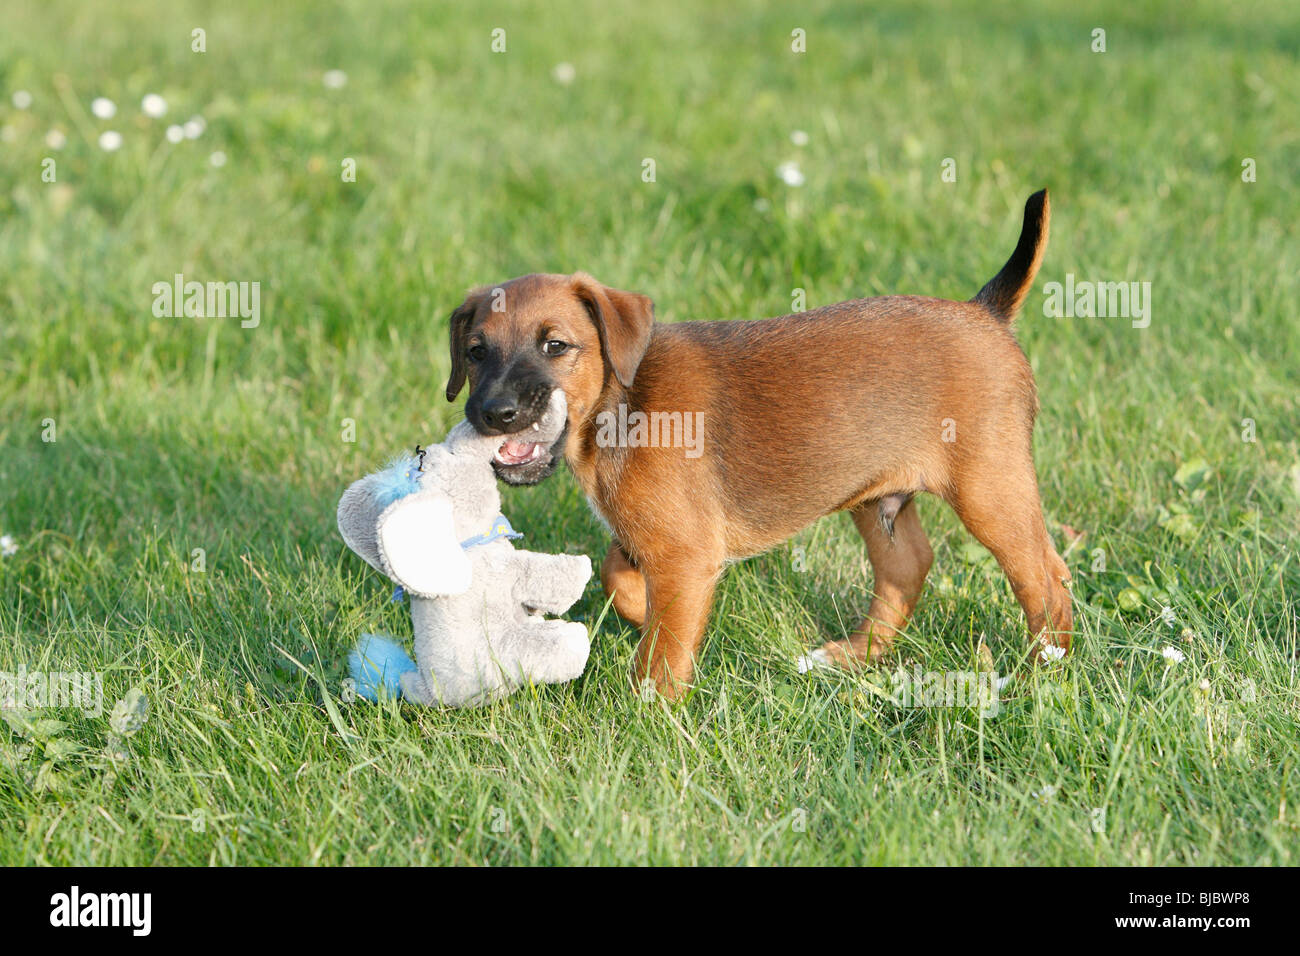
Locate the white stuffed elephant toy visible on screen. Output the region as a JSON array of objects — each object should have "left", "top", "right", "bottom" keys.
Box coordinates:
[{"left": 337, "top": 392, "right": 593, "bottom": 707}]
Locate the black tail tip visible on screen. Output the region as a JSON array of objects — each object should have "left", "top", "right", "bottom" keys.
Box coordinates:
[
  {"left": 1026, "top": 187, "right": 1049, "bottom": 224},
  {"left": 972, "top": 188, "right": 1052, "bottom": 322}
]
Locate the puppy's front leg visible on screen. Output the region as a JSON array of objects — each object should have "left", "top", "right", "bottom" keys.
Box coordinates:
[
  {"left": 634, "top": 557, "right": 721, "bottom": 701},
  {"left": 601, "top": 542, "right": 647, "bottom": 627}
]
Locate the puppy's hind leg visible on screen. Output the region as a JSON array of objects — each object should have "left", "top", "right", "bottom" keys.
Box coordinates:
[
  {"left": 802, "top": 497, "right": 933, "bottom": 670},
  {"left": 947, "top": 463, "right": 1073, "bottom": 659}
]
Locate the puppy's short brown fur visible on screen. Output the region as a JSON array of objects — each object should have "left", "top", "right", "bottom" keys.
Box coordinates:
[{"left": 446, "top": 190, "right": 1072, "bottom": 699}]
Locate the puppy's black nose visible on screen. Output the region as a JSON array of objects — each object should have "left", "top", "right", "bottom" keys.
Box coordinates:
[{"left": 481, "top": 398, "right": 518, "bottom": 430}]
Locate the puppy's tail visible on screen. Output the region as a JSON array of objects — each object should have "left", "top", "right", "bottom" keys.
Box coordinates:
[{"left": 971, "top": 189, "right": 1049, "bottom": 323}]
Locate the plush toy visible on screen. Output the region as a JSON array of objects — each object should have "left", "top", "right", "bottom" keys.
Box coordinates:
[{"left": 337, "top": 391, "right": 593, "bottom": 707}]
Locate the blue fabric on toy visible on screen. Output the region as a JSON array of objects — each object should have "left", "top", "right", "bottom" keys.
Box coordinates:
[
  {"left": 372, "top": 454, "right": 423, "bottom": 509},
  {"left": 348, "top": 633, "right": 417, "bottom": 702},
  {"left": 460, "top": 515, "right": 523, "bottom": 549}
]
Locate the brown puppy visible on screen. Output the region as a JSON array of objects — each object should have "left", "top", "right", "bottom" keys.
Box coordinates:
[{"left": 446, "top": 190, "right": 1072, "bottom": 699}]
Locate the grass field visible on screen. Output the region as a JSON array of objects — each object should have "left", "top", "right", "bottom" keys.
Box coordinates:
[{"left": 1, "top": 0, "right": 1298, "bottom": 865}]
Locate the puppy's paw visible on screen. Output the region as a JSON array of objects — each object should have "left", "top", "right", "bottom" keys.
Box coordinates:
[
  {"left": 796, "top": 647, "right": 833, "bottom": 674},
  {"left": 629, "top": 671, "right": 688, "bottom": 703}
]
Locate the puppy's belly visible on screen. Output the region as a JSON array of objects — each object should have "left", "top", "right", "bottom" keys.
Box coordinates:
[
  {"left": 710, "top": 423, "right": 939, "bottom": 555},
  {"left": 722, "top": 470, "right": 926, "bottom": 558}
]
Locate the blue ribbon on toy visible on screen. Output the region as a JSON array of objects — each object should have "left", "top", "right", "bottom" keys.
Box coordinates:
[{"left": 460, "top": 515, "right": 524, "bottom": 550}]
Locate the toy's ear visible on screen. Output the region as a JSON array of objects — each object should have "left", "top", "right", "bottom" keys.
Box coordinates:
[
  {"left": 338, "top": 478, "right": 390, "bottom": 574},
  {"left": 377, "top": 493, "right": 472, "bottom": 598}
]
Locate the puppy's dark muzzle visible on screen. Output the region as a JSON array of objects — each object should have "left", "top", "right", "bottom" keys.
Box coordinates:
[{"left": 466, "top": 369, "right": 556, "bottom": 437}]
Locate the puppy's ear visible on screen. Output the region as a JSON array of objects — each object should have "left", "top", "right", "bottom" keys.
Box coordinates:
[
  {"left": 571, "top": 273, "right": 655, "bottom": 388},
  {"left": 445, "top": 288, "right": 488, "bottom": 401}
]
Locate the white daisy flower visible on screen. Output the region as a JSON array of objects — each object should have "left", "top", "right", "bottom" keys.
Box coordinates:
[
  {"left": 141, "top": 93, "right": 167, "bottom": 118},
  {"left": 790, "top": 129, "right": 809, "bottom": 147},
  {"left": 12, "top": 90, "right": 33, "bottom": 110},
  {"left": 182, "top": 116, "right": 205, "bottom": 139},
  {"left": 45, "top": 129, "right": 67, "bottom": 150},
  {"left": 1041, "top": 645, "right": 1067, "bottom": 662},
  {"left": 323, "top": 69, "right": 348, "bottom": 89},
  {"left": 1161, "top": 645, "right": 1185, "bottom": 665},
  {"left": 1160, "top": 605, "right": 1177, "bottom": 627},
  {"left": 209, "top": 150, "right": 226, "bottom": 167},
  {"left": 98, "top": 130, "right": 123, "bottom": 151},
  {"left": 91, "top": 96, "right": 117, "bottom": 119},
  {"left": 777, "top": 161, "right": 805, "bottom": 187},
  {"left": 552, "top": 62, "right": 576, "bottom": 85},
  {"left": 165, "top": 124, "right": 184, "bottom": 143},
  {"left": 0, "top": 535, "right": 16, "bottom": 557}
]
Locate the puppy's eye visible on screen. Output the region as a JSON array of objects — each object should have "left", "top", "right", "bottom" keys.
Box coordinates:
[
  {"left": 542, "top": 339, "right": 570, "bottom": 356},
  {"left": 467, "top": 343, "right": 488, "bottom": 362}
]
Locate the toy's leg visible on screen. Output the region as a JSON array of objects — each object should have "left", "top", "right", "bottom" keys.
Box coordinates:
[
  {"left": 507, "top": 619, "right": 591, "bottom": 685},
  {"left": 401, "top": 656, "right": 510, "bottom": 708},
  {"left": 513, "top": 552, "right": 592, "bottom": 615}
]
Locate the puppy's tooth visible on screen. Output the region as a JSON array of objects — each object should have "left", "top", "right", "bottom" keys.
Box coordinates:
[{"left": 532, "top": 422, "right": 540, "bottom": 431}]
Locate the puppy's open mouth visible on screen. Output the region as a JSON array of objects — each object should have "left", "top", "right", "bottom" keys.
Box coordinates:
[
  {"left": 479, "top": 390, "right": 569, "bottom": 485},
  {"left": 490, "top": 424, "right": 566, "bottom": 485},
  {"left": 494, "top": 438, "right": 546, "bottom": 467}
]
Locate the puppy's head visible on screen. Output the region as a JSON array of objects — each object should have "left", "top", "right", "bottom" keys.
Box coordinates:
[{"left": 445, "top": 272, "right": 654, "bottom": 485}]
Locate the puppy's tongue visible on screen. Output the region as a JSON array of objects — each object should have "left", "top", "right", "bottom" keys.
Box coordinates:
[{"left": 495, "top": 439, "right": 542, "bottom": 466}]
